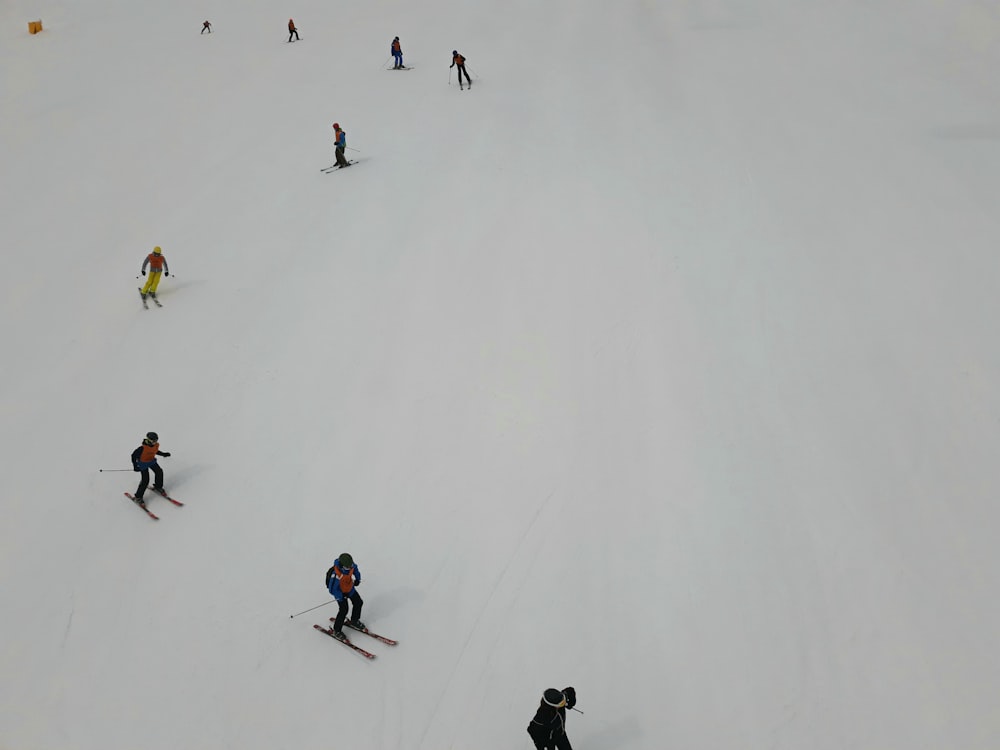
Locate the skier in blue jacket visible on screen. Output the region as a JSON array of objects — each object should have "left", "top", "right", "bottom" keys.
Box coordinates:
[
  {"left": 332, "top": 122, "right": 349, "bottom": 168},
  {"left": 327, "top": 552, "right": 364, "bottom": 640},
  {"left": 391, "top": 36, "right": 404, "bottom": 69}
]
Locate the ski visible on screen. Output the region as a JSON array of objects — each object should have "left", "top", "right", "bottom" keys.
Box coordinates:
[
  {"left": 322, "top": 160, "right": 357, "bottom": 172},
  {"left": 149, "top": 487, "right": 183, "bottom": 506},
  {"left": 138, "top": 288, "right": 162, "bottom": 308},
  {"left": 336, "top": 618, "right": 398, "bottom": 645},
  {"left": 313, "top": 624, "right": 376, "bottom": 659},
  {"left": 387, "top": 66, "right": 413, "bottom": 71},
  {"left": 124, "top": 492, "right": 159, "bottom": 520}
]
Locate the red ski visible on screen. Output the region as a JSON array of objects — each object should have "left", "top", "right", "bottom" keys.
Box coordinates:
[
  {"left": 148, "top": 487, "right": 183, "bottom": 506},
  {"left": 336, "top": 618, "right": 398, "bottom": 646},
  {"left": 124, "top": 493, "right": 159, "bottom": 520},
  {"left": 313, "top": 624, "right": 376, "bottom": 659}
]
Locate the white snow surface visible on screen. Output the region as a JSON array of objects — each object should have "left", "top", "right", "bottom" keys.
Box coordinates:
[{"left": 3, "top": 0, "right": 1000, "bottom": 748}]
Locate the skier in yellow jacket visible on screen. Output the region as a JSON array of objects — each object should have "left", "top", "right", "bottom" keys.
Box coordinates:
[{"left": 140, "top": 246, "right": 169, "bottom": 301}]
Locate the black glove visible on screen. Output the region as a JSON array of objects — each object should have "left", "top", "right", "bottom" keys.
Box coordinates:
[
  {"left": 161, "top": 452, "right": 171, "bottom": 457},
  {"left": 165, "top": 271, "right": 169, "bottom": 277},
  {"left": 141, "top": 270, "right": 146, "bottom": 276},
  {"left": 133, "top": 465, "right": 140, "bottom": 472},
  {"left": 562, "top": 686, "right": 576, "bottom": 708}
]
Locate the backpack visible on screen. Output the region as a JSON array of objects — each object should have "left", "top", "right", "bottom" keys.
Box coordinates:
[{"left": 325, "top": 565, "right": 337, "bottom": 591}]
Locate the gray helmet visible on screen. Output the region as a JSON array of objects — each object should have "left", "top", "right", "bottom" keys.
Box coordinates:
[{"left": 338, "top": 552, "right": 354, "bottom": 568}]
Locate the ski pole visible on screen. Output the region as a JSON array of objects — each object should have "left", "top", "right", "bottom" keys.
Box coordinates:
[
  {"left": 381, "top": 56, "right": 392, "bottom": 69},
  {"left": 346, "top": 146, "right": 361, "bottom": 153},
  {"left": 448, "top": 68, "right": 452, "bottom": 85},
  {"left": 570, "top": 706, "right": 584, "bottom": 715},
  {"left": 289, "top": 600, "right": 333, "bottom": 618},
  {"left": 98, "top": 468, "right": 134, "bottom": 472}
]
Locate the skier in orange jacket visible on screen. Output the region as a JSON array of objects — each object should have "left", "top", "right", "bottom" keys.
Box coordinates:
[
  {"left": 326, "top": 553, "right": 364, "bottom": 640},
  {"left": 139, "top": 246, "right": 169, "bottom": 302},
  {"left": 130, "top": 432, "right": 171, "bottom": 505},
  {"left": 391, "top": 36, "right": 404, "bottom": 69},
  {"left": 288, "top": 18, "right": 299, "bottom": 42},
  {"left": 332, "top": 122, "right": 350, "bottom": 168}
]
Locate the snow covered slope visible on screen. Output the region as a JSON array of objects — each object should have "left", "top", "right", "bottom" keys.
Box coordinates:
[{"left": 2, "top": 0, "right": 999, "bottom": 748}]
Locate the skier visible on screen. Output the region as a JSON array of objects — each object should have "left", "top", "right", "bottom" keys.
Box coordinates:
[
  {"left": 201, "top": 20, "right": 212, "bottom": 34},
  {"left": 391, "top": 36, "right": 404, "bottom": 69},
  {"left": 140, "top": 246, "right": 169, "bottom": 302},
  {"left": 332, "top": 122, "right": 349, "bottom": 168},
  {"left": 527, "top": 687, "right": 577, "bottom": 750},
  {"left": 327, "top": 553, "right": 364, "bottom": 640},
  {"left": 130, "top": 432, "right": 171, "bottom": 506},
  {"left": 450, "top": 50, "right": 471, "bottom": 89},
  {"left": 287, "top": 18, "right": 299, "bottom": 42}
]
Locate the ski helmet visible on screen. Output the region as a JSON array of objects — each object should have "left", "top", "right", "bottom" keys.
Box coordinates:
[
  {"left": 153, "top": 246, "right": 162, "bottom": 254},
  {"left": 146, "top": 431, "right": 159, "bottom": 442},
  {"left": 338, "top": 552, "right": 354, "bottom": 569},
  {"left": 453, "top": 50, "right": 458, "bottom": 55},
  {"left": 333, "top": 122, "right": 340, "bottom": 130},
  {"left": 543, "top": 688, "right": 566, "bottom": 707}
]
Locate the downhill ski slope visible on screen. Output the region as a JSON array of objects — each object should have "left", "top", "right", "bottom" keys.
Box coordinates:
[{"left": 2, "top": 0, "right": 1000, "bottom": 748}]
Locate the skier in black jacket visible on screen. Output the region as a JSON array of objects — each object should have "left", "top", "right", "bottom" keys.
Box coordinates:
[{"left": 527, "top": 686, "right": 577, "bottom": 750}]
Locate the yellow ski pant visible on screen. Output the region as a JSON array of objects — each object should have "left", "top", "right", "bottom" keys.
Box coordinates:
[{"left": 141, "top": 272, "right": 163, "bottom": 295}]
